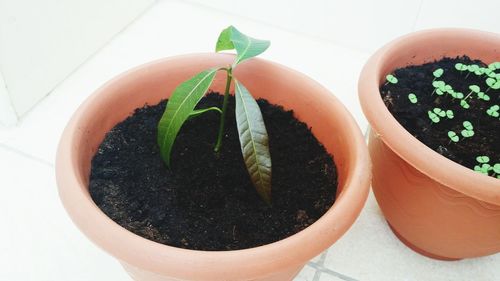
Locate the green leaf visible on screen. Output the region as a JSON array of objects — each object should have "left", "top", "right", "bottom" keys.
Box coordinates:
[
  {"left": 432, "top": 80, "right": 445, "bottom": 88},
  {"left": 433, "top": 68, "right": 444, "bottom": 78},
  {"left": 455, "top": 63, "right": 467, "bottom": 71},
  {"left": 488, "top": 61, "right": 500, "bottom": 70},
  {"left": 215, "top": 26, "right": 235, "bottom": 52},
  {"left": 234, "top": 80, "right": 272, "bottom": 203},
  {"left": 157, "top": 68, "right": 218, "bottom": 166},
  {"left": 433, "top": 108, "right": 446, "bottom": 117},
  {"left": 408, "top": 93, "right": 418, "bottom": 103},
  {"left": 428, "top": 111, "right": 440, "bottom": 123},
  {"left": 469, "top": 85, "right": 480, "bottom": 93},
  {"left": 463, "top": 121, "right": 473, "bottom": 130},
  {"left": 436, "top": 89, "right": 444, "bottom": 96},
  {"left": 461, "top": 129, "right": 474, "bottom": 138},
  {"left": 493, "top": 163, "right": 500, "bottom": 174},
  {"left": 386, "top": 74, "right": 398, "bottom": 84},
  {"left": 187, "top": 106, "right": 222, "bottom": 120},
  {"left": 476, "top": 156, "right": 490, "bottom": 164},
  {"left": 229, "top": 26, "right": 270, "bottom": 66},
  {"left": 446, "top": 110, "right": 454, "bottom": 119},
  {"left": 468, "top": 64, "right": 479, "bottom": 72},
  {"left": 478, "top": 92, "right": 490, "bottom": 101},
  {"left": 448, "top": 131, "right": 459, "bottom": 142},
  {"left": 460, "top": 100, "right": 470, "bottom": 109}
]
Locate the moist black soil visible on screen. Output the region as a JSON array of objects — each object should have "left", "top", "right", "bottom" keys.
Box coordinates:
[
  {"left": 380, "top": 56, "right": 499, "bottom": 177},
  {"left": 89, "top": 93, "right": 337, "bottom": 250}
]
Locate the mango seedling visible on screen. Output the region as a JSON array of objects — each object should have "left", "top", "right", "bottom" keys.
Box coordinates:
[
  {"left": 486, "top": 105, "right": 499, "bottom": 118},
  {"left": 408, "top": 93, "right": 418, "bottom": 104},
  {"left": 385, "top": 74, "right": 398, "bottom": 85},
  {"left": 157, "top": 26, "right": 272, "bottom": 203}
]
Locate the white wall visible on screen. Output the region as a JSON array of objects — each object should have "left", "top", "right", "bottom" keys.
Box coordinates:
[
  {"left": 0, "top": 0, "right": 155, "bottom": 125},
  {"left": 183, "top": 0, "right": 500, "bottom": 53}
]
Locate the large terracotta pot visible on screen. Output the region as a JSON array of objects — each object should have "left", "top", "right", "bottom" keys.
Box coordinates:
[
  {"left": 358, "top": 29, "right": 500, "bottom": 260},
  {"left": 56, "top": 53, "right": 371, "bottom": 281}
]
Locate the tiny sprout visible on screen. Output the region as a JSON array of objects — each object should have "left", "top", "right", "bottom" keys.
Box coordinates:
[
  {"left": 476, "top": 156, "right": 490, "bottom": 164},
  {"left": 432, "top": 81, "right": 445, "bottom": 88},
  {"left": 469, "top": 85, "right": 480, "bottom": 93},
  {"left": 477, "top": 92, "right": 490, "bottom": 101},
  {"left": 486, "top": 105, "right": 500, "bottom": 117},
  {"left": 448, "top": 131, "right": 459, "bottom": 142},
  {"left": 433, "top": 108, "right": 446, "bottom": 117},
  {"left": 455, "top": 63, "right": 468, "bottom": 71},
  {"left": 428, "top": 111, "right": 440, "bottom": 123},
  {"left": 474, "top": 163, "right": 491, "bottom": 175},
  {"left": 408, "top": 93, "right": 418, "bottom": 104},
  {"left": 445, "top": 110, "right": 454, "bottom": 119},
  {"left": 436, "top": 89, "right": 445, "bottom": 96},
  {"left": 486, "top": 77, "right": 500, "bottom": 91},
  {"left": 433, "top": 68, "right": 444, "bottom": 78},
  {"left": 494, "top": 164, "right": 500, "bottom": 174},
  {"left": 467, "top": 64, "right": 479, "bottom": 72},
  {"left": 460, "top": 100, "right": 470, "bottom": 109},
  {"left": 474, "top": 68, "right": 484, "bottom": 76},
  {"left": 488, "top": 71, "right": 497, "bottom": 78},
  {"left": 461, "top": 129, "right": 474, "bottom": 137},
  {"left": 451, "top": 91, "right": 464, "bottom": 99},
  {"left": 488, "top": 61, "right": 500, "bottom": 70},
  {"left": 463, "top": 121, "right": 474, "bottom": 131},
  {"left": 386, "top": 74, "right": 398, "bottom": 84}
]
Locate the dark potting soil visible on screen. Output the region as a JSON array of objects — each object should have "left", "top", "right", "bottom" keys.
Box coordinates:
[
  {"left": 380, "top": 56, "right": 499, "bottom": 178},
  {"left": 89, "top": 92, "right": 338, "bottom": 250}
]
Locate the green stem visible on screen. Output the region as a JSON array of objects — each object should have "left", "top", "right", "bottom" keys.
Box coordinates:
[{"left": 214, "top": 67, "right": 233, "bottom": 152}]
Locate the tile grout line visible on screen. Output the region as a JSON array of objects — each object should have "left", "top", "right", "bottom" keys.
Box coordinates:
[
  {"left": 411, "top": 0, "right": 425, "bottom": 31},
  {"left": 0, "top": 143, "right": 54, "bottom": 168}
]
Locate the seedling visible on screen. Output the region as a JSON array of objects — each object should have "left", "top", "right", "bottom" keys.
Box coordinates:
[
  {"left": 488, "top": 62, "right": 500, "bottom": 71},
  {"left": 408, "top": 93, "right": 418, "bottom": 104},
  {"left": 464, "top": 84, "right": 480, "bottom": 100},
  {"left": 445, "top": 109, "right": 454, "bottom": 119},
  {"left": 474, "top": 156, "right": 493, "bottom": 176},
  {"left": 465, "top": 64, "right": 479, "bottom": 79},
  {"left": 455, "top": 63, "right": 468, "bottom": 72},
  {"left": 486, "top": 105, "right": 500, "bottom": 118},
  {"left": 461, "top": 121, "right": 474, "bottom": 138},
  {"left": 486, "top": 77, "right": 500, "bottom": 92},
  {"left": 157, "top": 26, "right": 272, "bottom": 203},
  {"left": 477, "top": 91, "right": 490, "bottom": 101},
  {"left": 448, "top": 131, "right": 459, "bottom": 143},
  {"left": 428, "top": 110, "right": 440, "bottom": 123},
  {"left": 432, "top": 68, "right": 444, "bottom": 80},
  {"left": 432, "top": 107, "right": 446, "bottom": 118},
  {"left": 385, "top": 74, "right": 398, "bottom": 85},
  {"left": 460, "top": 100, "right": 470, "bottom": 109}
]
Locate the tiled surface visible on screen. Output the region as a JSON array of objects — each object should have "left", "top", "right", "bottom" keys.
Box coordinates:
[{"left": 0, "top": 1, "right": 499, "bottom": 280}]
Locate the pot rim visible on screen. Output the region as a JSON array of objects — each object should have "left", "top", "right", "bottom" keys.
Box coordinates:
[
  {"left": 56, "top": 53, "right": 371, "bottom": 279},
  {"left": 358, "top": 28, "right": 500, "bottom": 206}
]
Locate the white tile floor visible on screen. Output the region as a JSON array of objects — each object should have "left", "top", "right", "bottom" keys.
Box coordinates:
[{"left": 0, "top": 1, "right": 499, "bottom": 280}]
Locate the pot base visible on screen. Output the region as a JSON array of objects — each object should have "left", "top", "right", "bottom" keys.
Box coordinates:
[{"left": 387, "top": 222, "right": 461, "bottom": 261}]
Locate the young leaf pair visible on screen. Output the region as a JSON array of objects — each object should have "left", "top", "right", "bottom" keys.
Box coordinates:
[{"left": 157, "top": 26, "right": 272, "bottom": 203}]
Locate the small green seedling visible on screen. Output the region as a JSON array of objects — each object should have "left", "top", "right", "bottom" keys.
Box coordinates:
[
  {"left": 486, "top": 77, "right": 500, "bottom": 92},
  {"left": 477, "top": 91, "right": 490, "bottom": 101},
  {"left": 428, "top": 110, "right": 440, "bottom": 123},
  {"left": 486, "top": 105, "right": 500, "bottom": 118},
  {"left": 433, "top": 68, "right": 444, "bottom": 80},
  {"left": 461, "top": 120, "right": 474, "bottom": 138},
  {"left": 474, "top": 156, "right": 491, "bottom": 175},
  {"left": 408, "top": 93, "right": 418, "bottom": 104},
  {"left": 464, "top": 84, "right": 480, "bottom": 100},
  {"left": 450, "top": 91, "right": 464, "bottom": 99},
  {"left": 455, "top": 63, "right": 468, "bottom": 72},
  {"left": 157, "top": 26, "right": 272, "bottom": 203},
  {"left": 460, "top": 100, "right": 470, "bottom": 109},
  {"left": 493, "top": 164, "right": 500, "bottom": 178},
  {"left": 465, "top": 64, "right": 479, "bottom": 79},
  {"left": 445, "top": 109, "right": 454, "bottom": 119},
  {"left": 432, "top": 80, "right": 446, "bottom": 95},
  {"left": 488, "top": 62, "right": 500, "bottom": 71},
  {"left": 433, "top": 108, "right": 446, "bottom": 118},
  {"left": 448, "top": 131, "right": 459, "bottom": 143},
  {"left": 385, "top": 74, "right": 398, "bottom": 85}
]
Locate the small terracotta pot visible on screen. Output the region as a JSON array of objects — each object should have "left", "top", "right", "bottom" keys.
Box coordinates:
[
  {"left": 358, "top": 29, "right": 500, "bottom": 260},
  {"left": 56, "top": 53, "right": 371, "bottom": 281}
]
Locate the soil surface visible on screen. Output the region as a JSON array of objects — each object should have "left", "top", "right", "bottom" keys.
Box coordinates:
[
  {"left": 380, "top": 56, "right": 499, "bottom": 178},
  {"left": 89, "top": 93, "right": 338, "bottom": 250}
]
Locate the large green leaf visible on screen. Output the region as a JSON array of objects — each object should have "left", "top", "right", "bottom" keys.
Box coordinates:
[
  {"left": 231, "top": 27, "right": 270, "bottom": 65},
  {"left": 157, "top": 68, "right": 217, "bottom": 166},
  {"left": 215, "top": 26, "right": 270, "bottom": 66},
  {"left": 215, "top": 26, "right": 234, "bottom": 52},
  {"left": 234, "top": 80, "right": 272, "bottom": 203}
]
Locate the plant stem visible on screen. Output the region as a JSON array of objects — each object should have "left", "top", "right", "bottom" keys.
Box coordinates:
[{"left": 214, "top": 67, "right": 233, "bottom": 152}]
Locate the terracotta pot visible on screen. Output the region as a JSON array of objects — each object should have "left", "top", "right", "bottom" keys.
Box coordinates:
[
  {"left": 56, "top": 53, "right": 371, "bottom": 281},
  {"left": 358, "top": 29, "right": 500, "bottom": 260}
]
